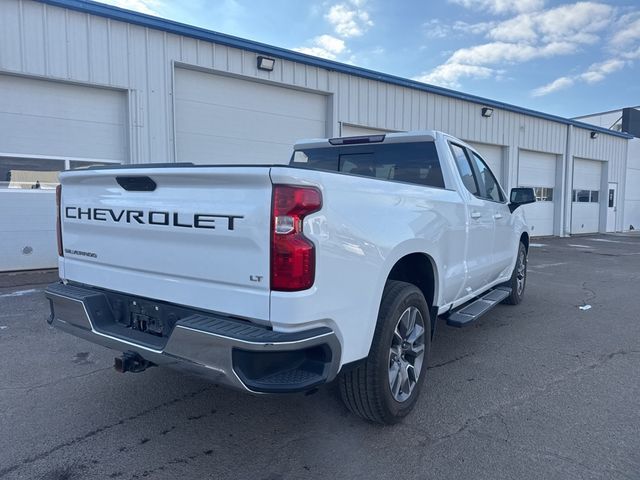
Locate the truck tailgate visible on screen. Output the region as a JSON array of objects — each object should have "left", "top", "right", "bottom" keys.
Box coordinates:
[{"left": 59, "top": 166, "right": 272, "bottom": 322}]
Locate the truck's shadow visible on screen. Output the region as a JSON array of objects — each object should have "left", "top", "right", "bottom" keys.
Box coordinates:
[{"left": 52, "top": 310, "right": 521, "bottom": 478}]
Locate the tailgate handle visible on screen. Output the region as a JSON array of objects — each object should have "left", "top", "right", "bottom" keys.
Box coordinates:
[{"left": 116, "top": 176, "right": 157, "bottom": 192}]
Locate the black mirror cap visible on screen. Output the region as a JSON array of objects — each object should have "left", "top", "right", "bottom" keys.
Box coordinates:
[{"left": 509, "top": 187, "right": 536, "bottom": 212}]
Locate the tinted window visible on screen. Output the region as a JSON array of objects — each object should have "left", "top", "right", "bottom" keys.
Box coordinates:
[
  {"left": 470, "top": 152, "right": 504, "bottom": 202},
  {"left": 291, "top": 142, "right": 445, "bottom": 189},
  {"left": 449, "top": 144, "right": 478, "bottom": 195}
]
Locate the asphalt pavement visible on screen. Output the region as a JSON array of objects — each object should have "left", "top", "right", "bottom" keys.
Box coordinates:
[{"left": 1, "top": 233, "right": 639, "bottom": 480}]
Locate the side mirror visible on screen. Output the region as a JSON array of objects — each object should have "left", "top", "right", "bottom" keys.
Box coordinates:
[{"left": 509, "top": 187, "right": 536, "bottom": 213}]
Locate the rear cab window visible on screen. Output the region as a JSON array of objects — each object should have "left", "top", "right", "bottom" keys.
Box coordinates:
[{"left": 291, "top": 141, "right": 445, "bottom": 189}]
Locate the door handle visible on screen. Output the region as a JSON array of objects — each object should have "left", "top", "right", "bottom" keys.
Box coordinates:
[
  {"left": 470, "top": 211, "right": 482, "bottom": 219},
  {"left": 493, "top": 213, "right": 503, "bottom": 220}
]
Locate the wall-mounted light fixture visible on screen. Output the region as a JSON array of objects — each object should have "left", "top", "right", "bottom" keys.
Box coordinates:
[
  {"left": 590, "top": 131, "right": 599, "bottom": 139},
  {"left": 481, "top": 107, "right": 493, "bottom": 118},
  {"left": 257, "top": 56, "right": 275, "bottom": 72}
]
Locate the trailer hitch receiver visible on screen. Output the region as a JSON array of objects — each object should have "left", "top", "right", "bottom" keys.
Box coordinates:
[{"left": 114, "top": 351, "right": 154, "bottom": 373}]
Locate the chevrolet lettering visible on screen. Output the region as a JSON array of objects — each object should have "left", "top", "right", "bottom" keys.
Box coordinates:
[{"left": 64, "top": 207, "right": 243, "bottom": 230}]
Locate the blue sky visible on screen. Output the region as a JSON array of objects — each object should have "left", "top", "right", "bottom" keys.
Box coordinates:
[{"left": 101, "top": 0, "right": 640, "bottom": 119}]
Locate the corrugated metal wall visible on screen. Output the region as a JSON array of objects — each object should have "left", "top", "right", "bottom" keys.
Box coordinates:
[{"left": 0, "top": 0, "right": 630, "bottom": 233}]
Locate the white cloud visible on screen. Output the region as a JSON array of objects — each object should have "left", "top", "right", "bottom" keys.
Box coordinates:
[
  {"left": 622, "top": 46, "right": 640, "bottom": 60},
  {"left": 532, "top": 76, "right": 574, "bottom": 97},
  {"left": 532, "top": 58, "right": 626, "bottom": 96},
  {"left": 314, "top": 34, "right": 347, "bottom": 54},
  {"left": 294, "top": 34, "right": 347, "bottom": 60},
  {"left": 579, "top": 59, "right": 626, "bottom": 83},
  {"left": 296, "top": 0, "right": 371, "bottom": 62},
  {"left": 415, "top": 2, "right": 621, "bottom": 90},
  {"left": 423, "top": 19, "right": 495, "bottom": 39},
  {"left": 98, "top": 0, "right": 162, "bottom": 15},
  {"left": 414, "top": 64, "right": 496, "bottom": 89},
  {"left": 448, "top": 0, "right": 545, "bottom": 15},
  {"left": 611, "top": 12, "right": 640, "bottom": 48},
  {"left": 453, "top": 20, "right": 496, "bottom": 35},
  {"left": 526, "top": 4, "right": 640, "bottom": 97},
  {"left": 325, "top": 1, "right": 373, "bottom": 38},
  {"left": 448, "top": 41, "right": 576, "bottom": 65},
  {"left": 488, "top": 2, "right": 614, "bottom": 45},
  {"left": 423, "top": 19, "right": 450, "bottom": 39},
  {"left": 416, "top": 39, "right": 578, "bottom": 88}
]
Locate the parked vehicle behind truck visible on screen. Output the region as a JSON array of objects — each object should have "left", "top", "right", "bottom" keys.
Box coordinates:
[{"left": 46, "top": 131, "right": 535, "bottom": 424}]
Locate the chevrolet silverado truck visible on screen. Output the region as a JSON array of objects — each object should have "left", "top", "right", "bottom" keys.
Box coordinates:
[{"left": 45, "top": 131, "right": 535, "bottom": 424}]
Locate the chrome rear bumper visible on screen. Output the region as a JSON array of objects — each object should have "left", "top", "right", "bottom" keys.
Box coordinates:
[{"left": 45, "top": 282, "right": 341, "bottom": 393}]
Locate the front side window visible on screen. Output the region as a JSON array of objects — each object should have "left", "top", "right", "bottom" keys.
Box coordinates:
[
  {"left": 292, "top": 142, "right": 445, "bottom": 189},
  {"left": 470, "top": 151, "right": 504, "bottom": 202},
  {"left": 449, "top": 144, "right": 478, "bottom": 195}
]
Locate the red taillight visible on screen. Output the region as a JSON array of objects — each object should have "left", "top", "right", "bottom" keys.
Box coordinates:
[
  {"left": 56, "top": 184, "right": 63, "bottom": 257},
  {"left": 271, "top": 185, "right": 322, "bottom": 291}
]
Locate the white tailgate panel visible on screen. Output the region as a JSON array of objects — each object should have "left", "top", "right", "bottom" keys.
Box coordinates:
[{"left": 60, "top": 167, "right": 272, "bottom": 321}]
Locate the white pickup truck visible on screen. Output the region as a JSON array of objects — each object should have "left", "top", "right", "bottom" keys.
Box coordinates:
[{"left": 46, "top": 131, "right": 535, "bottom": 424}]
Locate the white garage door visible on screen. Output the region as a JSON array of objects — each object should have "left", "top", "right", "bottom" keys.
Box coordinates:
[
  {"left": 0, "top": 75, "right": 128, "bottom": 160},
  {"left": 518, "top": 150, "right": 557, "bottom": 237},
  {"left": 341, "top": 124, "right": 394, "bottom": 137},
  {"left": 0, "top": 75, "right": 127, "bottom": 272},
  {"left": 466, "top": 142, "right": 504, "bottom": 184},
  {"left": 175, "top": 69, "right": 327, "bottom": 165},
  {"left": 571, "top": 158, "right": 602, "bottom": 234}
]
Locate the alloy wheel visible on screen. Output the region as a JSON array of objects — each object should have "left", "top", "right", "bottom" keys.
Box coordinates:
[{"left": 388, "top": 306, "right": 426, "bottom": 402}]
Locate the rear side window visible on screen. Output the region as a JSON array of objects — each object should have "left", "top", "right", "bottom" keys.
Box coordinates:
[{"left": 291, "top": 142, "right": 445, "bottom": 189}]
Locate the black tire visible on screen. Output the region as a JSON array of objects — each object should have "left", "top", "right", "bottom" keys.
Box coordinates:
[
  {"left": 338, "top": 280, "right": 431, "bottom": 424},
  {"left": 502, "top": 242, "right": 528, "bottom": 305}
]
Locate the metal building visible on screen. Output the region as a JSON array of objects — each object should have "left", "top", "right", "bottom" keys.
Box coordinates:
[
  {"left": 0, "top": 0, "right": 632, "bottom": 271},
  {"left": 575, "top": 107, "right": 640, "bottom": 232}
]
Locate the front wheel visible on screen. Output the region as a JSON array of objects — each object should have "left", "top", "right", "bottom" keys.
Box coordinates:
[
  {"left": 502, "top": 242, "right": 528, "bottom": 305},
  {"left": 338, "top": 280, "right": 431, "bottom": 424}
]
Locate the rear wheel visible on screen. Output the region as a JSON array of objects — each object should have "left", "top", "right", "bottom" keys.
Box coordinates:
[
  {"left": 338, "top": 280, "right": 431, "bottom": 424},
  {"left": 502, "top": 242, "right": 527, "bottom": 305}
]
